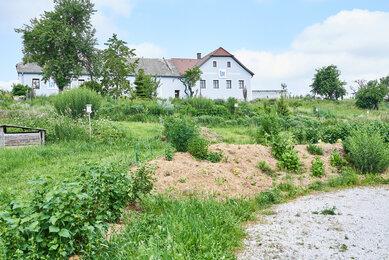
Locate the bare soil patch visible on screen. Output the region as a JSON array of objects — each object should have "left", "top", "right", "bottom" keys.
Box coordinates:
[{"left": 150, "top": 143, "right": 343, "bottom": 198}]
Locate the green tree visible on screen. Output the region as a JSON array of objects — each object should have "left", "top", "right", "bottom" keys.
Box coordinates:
[
  {"left": 134, "top": 69, "right": 160, "bottom": 99},
  {"left": 355, "top": 80, "right": 388, "bottom": 110},
  {"left": 310, "top": 65, "right": 347, "bottom": 100},
  {"left": 101, "top": 34, "right": 138, "bottom": 101},
  {"left": 15, "top": 0, "right": 97, "bottom": 92},
  {"left": 179, "top": 67, "right": 202, "bottom": 98},
  {"left": 11, "top": 84, "right": 31, "bottom": 96}
]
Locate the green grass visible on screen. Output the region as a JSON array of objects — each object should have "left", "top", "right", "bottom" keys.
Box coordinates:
[
  {"left": 0, "top": 121, "right": 164, "bottom": 197},
  {"left": 209, "top": 126, "right": 255, "bottom": 144}
]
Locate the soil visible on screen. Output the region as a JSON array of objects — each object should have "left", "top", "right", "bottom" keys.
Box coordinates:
[{"left": 149, "top": 142, "right": 344, "bottom": 198}]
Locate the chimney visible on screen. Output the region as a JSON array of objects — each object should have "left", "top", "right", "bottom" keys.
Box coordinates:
[{"left": 197, "top": 53, "right": 202, "bottom": 59}]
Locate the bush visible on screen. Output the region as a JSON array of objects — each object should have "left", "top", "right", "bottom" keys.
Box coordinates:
[
  {"left": 0, "top": 162, "right": 149, "bottom": 258},
  {"left": 164, "top": 144, "right": 175, "bottom": 161},
  {"left": 307, "top": 144, "right": 324, "bottom": 155},
  {"left": 188, "top": 137, "right": 209, "bottom": 160},
  {"left": 11, "top": 83, "right": 30, "bottom": 96},
  {"left": 207, "top": 151, "right": 223, "bottom": 163},
  {"left": 163, "top": 117, "right": 199, "bottom": 152},
  {"left": 330, "top": 150, "right": 346, "bottom": 168},
  {"left": 311, "top": 156, "right": 325, "bottom": 177},
  {"left": 276, "top": 96, "right": 289, "bottom": 116},
  {"left": 277, "top": 150, "right": 302, "bottom": 173},
  {"left": 328, "top": 167, "right": 359, "bottom": 187},
  {"left": 80, "top": 80, "right": 104, "bottom": 95},
  {"left": 53, "top": 88, "right": 102, "bottom": 119},
  {"left": 343, "top": 130, "right": 389, "bottom": 174}
]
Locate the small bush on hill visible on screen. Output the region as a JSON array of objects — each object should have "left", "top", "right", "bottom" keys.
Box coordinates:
[
  {"left": 311, "top": 156, "right": 325, "bottom": 177},
  {"left": 330, "top": 150, "right": 346, "bottom": 168},
  {"left": 343, "top": 129, "right": 389, "bottom": 174},
  {"left": 272, "top": 133, "right": 302, "bottom": 173},
  {"left": 163, "top": 117, "right": 199, "bottom": 152},
  {"left": 307, "top": 144, "right": 324, "bottom": 155},
  {"left": 188, "top": 137, "right": 209, "bottom": 160},
  {"left": 53, "top": 88, "right": 102, "bottom": 119},
  {"left": 207, "top": 151, "right": 223, "bottom": 163},
  {"left": 257, "top": 161, "right": 275, "bottom": 176}
]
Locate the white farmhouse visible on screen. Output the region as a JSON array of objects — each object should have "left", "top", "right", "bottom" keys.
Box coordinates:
[{"left": 16, "top": 47, "right": 254, "bottom": 100}]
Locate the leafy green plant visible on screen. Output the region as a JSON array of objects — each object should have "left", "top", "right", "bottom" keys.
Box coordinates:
[
  {"left": 256, "top": 161, "right": 275, "bottom": 176},
  {"left": 163, "top": 117, "right": 199, "bottom": 152},
  {"left": 327, "top": 167, "right": 359, "bottom": 187},
  {"left": 129, "top": 164, "right": 156, "bottom": 201},
  {"left": 277, "top": 150, "right": 302, "bottom": 173},
  {"left": 164, "top": 144, "right": 175, "bottom": 161},
  {"left": 188, "top": 137, "right": 209, "bottom": 160},
  {"left": 343, "top": 129, "right": 389, "bottom": 174},
  {"left": 307, "top": 144, "right": 324, "bottom": 155},
  {"left": 311, "top": 156, "right": 325, "bottom": 177},
  {"left": 11, "top": 83, "right": 31, "bottom": 96},
  {"left": 207, "top": 151, "right": 223, "bottom": 163},
  {"left": 53, "top": 87, "right": 102, "bottom": 119},
  {"left": 330, "top": 150, "right": 346, "bottom": 168}
]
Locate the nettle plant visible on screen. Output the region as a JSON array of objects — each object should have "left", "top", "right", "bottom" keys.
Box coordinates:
[
  {"left": 0, "top": 162, "right": 155, "bottom": 258},
  {"left": 272, "top": 133, "right": 302, "bottom": 173},
  {"left": 311, "top": 156, "right": 325, "bottom": 177}
]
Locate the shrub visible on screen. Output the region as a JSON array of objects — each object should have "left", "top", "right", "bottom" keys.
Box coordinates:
[
  {"left": 129, "top": 164, "right": 156, "bottom": 200},
  {"left": 307, "top": 144, "right": 324, "bottom": 155},
  {"left": 163, "top": 117, "right": 199, "bottom": 152},
  {"left": 0, "top": 162, "right": 147, "bottom": 259},
  {"left": 53, "top": 88, "right": 102, "bottom": 119},
  {"left": 207, "top": 151, "right": 223, "bottom": 163},
  {"left": 311, "top": 156, "right": 325, "bottom": 177},
  {"left": 276, "top": 96, "right": 289, "bottom": 116},
  {"left": 188, "top": 137, "right": 209, "bottom": 160},
  {"left": 256, "top": 161, "right": 275, "bottom": 176},
  {"left": 11, "top": 83, "right": 31, "bottom": 96},
  {"left": 343, "top": 130, "right": 389, "bottom": 174},
  {"left": 271, "top": 133, "right": 295, "bottom": 160},
  {"left": 80, "top": 80, "right": 105, "bottom": 95},
  {"left": 330, "top": 150, "right": 346, "bottom": 168},
  {"left": 277, "top": 150, "right": 302, "bottom": 173},
  {"left": 164, "top": 144, "right": 175, "bottom": 161}
]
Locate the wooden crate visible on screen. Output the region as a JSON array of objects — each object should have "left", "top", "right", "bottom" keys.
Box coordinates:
[{"left": 0, "top": 125, "right": 46, "bottom": 148}]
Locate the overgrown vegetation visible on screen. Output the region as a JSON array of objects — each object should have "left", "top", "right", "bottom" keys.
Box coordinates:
[{"left": 307, "top": 143, "right": 324, "bottom": 155}]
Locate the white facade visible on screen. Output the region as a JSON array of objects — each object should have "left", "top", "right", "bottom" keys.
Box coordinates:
[{"left": 195, "top": 56, "right": 252, "bottom": 101}]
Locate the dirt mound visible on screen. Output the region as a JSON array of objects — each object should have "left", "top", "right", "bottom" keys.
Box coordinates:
[{"left": 150, "top": 143, "right": 343, "bottom": 198}]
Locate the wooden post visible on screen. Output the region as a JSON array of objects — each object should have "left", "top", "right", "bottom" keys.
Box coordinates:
[
  {"left": 88, "top": 112, "right": 91, "bottom": 139},
  {"left": 0, "top": 126, "right": 4, "bottom": 147}
]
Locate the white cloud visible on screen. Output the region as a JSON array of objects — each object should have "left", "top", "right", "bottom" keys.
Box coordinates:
[
  {"left": 234, "top": 9, "right": 389, "bottom": 95},
  {"left": 129, "top": 42, "right": 166, "bottom": 58},
  {"left": 0, "top": 80, "right": 19, "bottom": 91}
]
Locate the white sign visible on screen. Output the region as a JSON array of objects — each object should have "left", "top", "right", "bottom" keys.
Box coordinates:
[{"left": 86, "top": 104, "right": 92, "bottom": 113}]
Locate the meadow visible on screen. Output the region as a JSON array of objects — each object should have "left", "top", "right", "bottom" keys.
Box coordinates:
[{"left": 0, "top": 90, "right": 388, "bottom": 259}]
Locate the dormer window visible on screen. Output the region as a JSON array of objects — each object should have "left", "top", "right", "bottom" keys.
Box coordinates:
[
  {"left": 213, "top": 61, "right": 217, "bottom": 67},
  {"left": 227, "top": 61, "right": 231, "bottom": 68}
]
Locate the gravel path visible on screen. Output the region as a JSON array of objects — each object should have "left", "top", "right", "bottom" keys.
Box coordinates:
[{"left": 238, "top": 186, "right": 389, "bottom": 260}]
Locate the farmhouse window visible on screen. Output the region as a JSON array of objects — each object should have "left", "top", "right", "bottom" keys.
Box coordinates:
[
  {"left": 78, "top": 79, "right": 85, "bottom": 86},
  {"left": 32, "top": 79, "right": 40, "bottom": 89},
  {"left": 213, "top": 61, "right": 217, "bottom": 67},
  {"left": 227, "top": 61, "right": 231, "bottom": 68},
  {"left": 226, "top": 80, "right": 232, "bottom": 89},
  {"left": 239, "top": 80, "right": 244, "bottom": 89},
  {"left": 213, "top": 80, "right": 219, "bottom": 89},
  {"left": 200, "top": 80, "right": 206, "bottom": 89}
]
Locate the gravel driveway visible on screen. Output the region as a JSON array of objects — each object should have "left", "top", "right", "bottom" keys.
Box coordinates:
[{"left": 238, "top": 186, "right": 389, "bottom": 260}]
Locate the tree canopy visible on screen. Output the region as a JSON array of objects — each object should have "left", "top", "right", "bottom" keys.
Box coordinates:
[
  {"left": 134, "top": 69, "right": 160, "bottom": 99},
  {"left": 101, "top": 34, "right": 138, "bottom": 100},
  {"left": 310, "top": 65, "right": 347, "bottom": 100},
  {"left": 15, "top": 0, "right": 97, "bottom": 91},
  {"left": 355, "top": 79, "right": 389, "bottom": 110},
  {"left": 179, "top": 67, "right": 202, "bottom": 98}
]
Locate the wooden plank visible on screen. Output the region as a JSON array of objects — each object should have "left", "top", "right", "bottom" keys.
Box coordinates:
[
  {"left": 0, "top": 127, "right": 4, "bottom": 147},
  {"left": 4, "top": 133, "right": 41, "bottom": 147}
]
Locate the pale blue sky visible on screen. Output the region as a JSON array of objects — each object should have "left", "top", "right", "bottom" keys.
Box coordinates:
[{"left": 1, "top": 0, "right": 389, "bottom": 94}]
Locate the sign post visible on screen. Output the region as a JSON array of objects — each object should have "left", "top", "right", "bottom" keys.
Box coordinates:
[{"left": 86, "top": 104, "right": 92, "bottom": 139}]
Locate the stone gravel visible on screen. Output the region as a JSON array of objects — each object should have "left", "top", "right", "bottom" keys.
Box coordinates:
[{"left": 238, "top": 186, "right": 389, "bottom": 260}]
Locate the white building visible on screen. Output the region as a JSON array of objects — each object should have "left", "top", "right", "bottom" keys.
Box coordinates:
[{"left": 16, "top": 47, "right": 255, "bottom": 100}]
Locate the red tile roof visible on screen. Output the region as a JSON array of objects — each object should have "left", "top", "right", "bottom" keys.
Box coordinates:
[
  {"left": 171, "top": 47, "right": 254, "bottom": 76},
  {"left": 171, "top": 58, "right": 200, "bottom": 75}
]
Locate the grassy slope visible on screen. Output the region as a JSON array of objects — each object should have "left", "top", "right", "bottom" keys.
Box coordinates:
[{"left": 0, "top": 122, "right": 163, "bottom": 196}]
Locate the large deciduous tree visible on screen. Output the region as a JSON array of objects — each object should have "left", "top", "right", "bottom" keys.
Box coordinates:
[
  {"left": 101, "top": 34, "right": 138, "bottom": 101},
  {"left": 355, "top": 79, "right": 389, "bottom": 110},
  {"left": 310, "top": 65, "right": 347, "bottom": 100},
  {"left": 15, "top": 0, "right": 97, "bottom": 92},
  {"left": 179, "top": 67, "right": 202, "bottom": 98}
]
